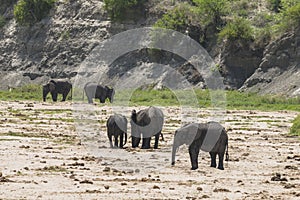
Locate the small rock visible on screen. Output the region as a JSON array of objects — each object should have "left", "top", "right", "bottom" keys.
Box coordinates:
[
  {"left": 79, "top": 180, "right": 93, "bottom": 184},
  {"left": 103, "top": 167, "right": 110, "bottom": 172},
  {"left": 284, "top": 184, "right": 296, "bottom": 189},
  {"left": 285, "top": 165, "right": 298, "bottom": 170},
  {"left": 135, "top": 169, "right": 140, "bottom": 173},
  {"left": 121, "top": 182, "right": 127, "bottom": 186},
  {"left": 213, "top": 188, "right": 230, "bottom": 192},
  {"left": 169, "top": 187, "right": 175, "bottom": 190},
  {"left": 153, "top": 185, "right": 160, "bottom": 189},
  {"left": 104, "top": 185, "right": 109, "bottom": 190},
  {"left": 197, "top": 187, "right": 203, "bottom": 191},
  {"left": 201, "top": 195, "right": 210, "bottom": 198}
]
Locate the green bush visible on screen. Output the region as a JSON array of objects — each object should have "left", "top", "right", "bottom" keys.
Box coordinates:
[
  {"left": 14, "top": 0, "right": 56, "bottom": 25},
  {"left": 218, "top": 17, "right": 254, "bottom": 42},
  {"left": 290, "top": 114, "right": 300, "bottom": 136},
  {"left": 284, "top": 2, "right": 300, "bottom": 27},
  {"left": 104, "top": 0, "right": 143, "bottom": 21},
  {"left": 154, "top": 4, "right": 193, "bottom": 32},
  {"left": 193, "top": 0, "right": 229, "bottom": 27}
]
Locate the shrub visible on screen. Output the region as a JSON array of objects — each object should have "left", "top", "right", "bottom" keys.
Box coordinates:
[
  {"left": 14, "top": 0, "right": 56, "bottom": 25},
  {"left": 284, "top": 2, "right": 300, "bottom": 27},
  {"left": 290, "top": 114, "right": 300, "bottom": 136},
  {"left": 104, "top": 0, "right": 143, "bottom": 21},
  {"left": 218, "top": 17, "right": 254, "bottom": 42},
  {"left": 193, "top": 0, "right": 229, "bottom": 27},
  {"left": 154, "top": 4, "right": 193, "bottom": 32}
]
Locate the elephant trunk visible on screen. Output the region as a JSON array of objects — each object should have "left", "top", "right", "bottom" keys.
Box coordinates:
[{"left": 171, "top": 143, "right": 178, "bottom": 165}]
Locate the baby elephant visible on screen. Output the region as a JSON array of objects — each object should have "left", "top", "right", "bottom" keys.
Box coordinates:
[
  {"left": 171, "top": 121, "right": 229, "bottom": 170},
  {"left": 106, "top": 114, "right": 127, "bottom": 148}
]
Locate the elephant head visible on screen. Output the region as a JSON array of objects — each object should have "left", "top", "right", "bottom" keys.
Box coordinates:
[
  {"left": 105, "top": 86, "right": 115, "bottom": 103},
  {"left": 42, "top": 81, "right": 56, "bottom": 101}
]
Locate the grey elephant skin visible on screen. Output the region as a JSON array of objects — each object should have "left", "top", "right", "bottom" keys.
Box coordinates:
[
  {"left": 84, "top": 82, "right": 115, "bottom": 104},
  {"left": 106, "top": 114, "right": 127, "bottom": 148},
  {"left": 43, "top": 79, "right": 72, "bottom": 102},
  {"left": 131, "top": 106, "right": 164, "bottom": 149},
  {"left": 171, "top": 122, "right": 229, "bottom": 170}
]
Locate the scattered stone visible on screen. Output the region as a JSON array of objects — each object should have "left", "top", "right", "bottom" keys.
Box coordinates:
[
  {"left": 24, "top": 167, "right": 29, "bottom": 170},
  {"left": 237, "top": 180, "right": 243, "bottom": 183},
  {"left": 201, "top": 195, "right": 210, "bottom": 198},
  {"left": 0, "top": 176, "right": 13, "bottom": 182},
  {"left": 153, "top": 185, "right": 160, "bottom": 189},
  {"left": 103, "top": 167, "right": 110, "bottom": 172},
  {"left": 284, "top": 165, "right": 298, "bottom": 170},
  {"left": 67, "top": 162, "right": 84, "bottom": 166},
  {"left": 271, "top": 173, "right": 288, "bottom": 181},
  {"left": 79, "top": 180, "right": 93, "bottom": 184},
  {"left": 40, "top": 161, "right": 46, "bottom": 163},
  {"left": 0, "top": 172, "right": 2, "bottom": 177},
  {"left": 121, "top": 182, "right": 127, "bottom": 186},
  {"left": 135, "top": 169, "right": 140, "bottom": 173},
  {"left": 169, "top": 187, "right": 175, "bottom": 190},
  {"left": 104, "top": 185, "right": 109, "bottom": 190},
  {"left": 19, "top": 145, "right": 30, "bottom": 149},
  {"left": 44, "top": 146, "right": 53, "bottom": 149},
  {"left": 284, "top": 184, "right": 296, "bottom": 189},
  {"left": 213, "top": 188, "right": 230, "bottom": 192},
  {"left": 197, "top": 187, "right": 203, "bottom": 191}
]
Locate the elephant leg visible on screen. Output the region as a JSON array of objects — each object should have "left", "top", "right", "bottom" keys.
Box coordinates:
[
  {"left": 62, "top": 92, "right": 67, "bottom": 101},
  {"left": 189, "top": 142, "right": 200, "bottom": 170},
  {"left": 114, "top": 135, "right": 119, "bottom": 148},
  {"left": 119, "top": 133, "right": 124, "bottom": 148},
  {"left": 217, "top": 152, "right": 225, "bottom": 170},
  {"left": 209, "top": 152, "right": 217, "bottom": 168},
  {"left": 153, "top": 132, "right": 160, "bottom": 149},
  {"left": 131, "top": 136, "right": 140, "bottom": 148},
  {"left": 108, "top": 134, "right": 113, "bottom": 148},
  {"left": 87, "top": 97, "right": 93, "bottom": 104},
  {"left": 141, "top": 137, "right": 151, "bottom": 149},
  {"left": 51, "top": 92, "right": 58, "bottom": 102}
]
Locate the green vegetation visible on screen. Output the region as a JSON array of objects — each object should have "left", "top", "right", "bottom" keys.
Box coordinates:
[
  {"left": 104, "top": 0, "right": 144, "bottom": 21},
  {"left": 290, "top": 114, "right": 300, "bottom": 136},
  {"left": 1, "top": 85, "right": 299, "bottom": 112},
  {"left": 14, "top": 0, "right": 56, "bottom": 25},
  {"left": 218, "top": 17, "right": 254, "bottom": 42},
  {"left": 0, "top": 84, "right": 42, "bottom": 101},
  {"left": 154, "top": 0, "right": 300, "bottom": 45}
]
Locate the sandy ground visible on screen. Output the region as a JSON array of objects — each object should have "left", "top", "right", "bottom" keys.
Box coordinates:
[{"left": 0, "top": 101, "right": 299, "bottom": 200}]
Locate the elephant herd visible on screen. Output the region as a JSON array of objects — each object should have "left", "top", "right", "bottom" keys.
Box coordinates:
[
  {"left": 42, "top": 79, "right": 114, "bottom": 104},
  {"left": 42, "top": 79, "right": 229, "bottom": 170}
]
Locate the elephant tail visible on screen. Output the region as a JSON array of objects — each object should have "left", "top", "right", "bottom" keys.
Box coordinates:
[
  {"left": 123, "top": 132, "right": 127, "bottom": 146},
  {"left": 225, "top": 138, "right": 229, "bottom": 161}
]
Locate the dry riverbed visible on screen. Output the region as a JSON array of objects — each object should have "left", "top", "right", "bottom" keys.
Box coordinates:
[{"left": 0, "top": 101, "right": 299, "bottom": 200}]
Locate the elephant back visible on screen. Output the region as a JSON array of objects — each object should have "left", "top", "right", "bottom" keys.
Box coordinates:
[{"left": 133, "top": 106, "right": 164, "bottom": 138}]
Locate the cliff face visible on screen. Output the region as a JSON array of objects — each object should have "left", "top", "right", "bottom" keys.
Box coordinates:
[
  {"left": 241, "top": 28, "right": 300, "bottom": 97},
  {"left": 0, "top": 0, "right": 299, "bottom": 97}
]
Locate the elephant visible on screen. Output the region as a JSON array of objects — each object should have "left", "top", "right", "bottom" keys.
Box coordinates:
[
  {"left": 84, "top": 82, "right": 115, "bottom": 104},
  {"left": 171, "top": 121, "right": 229, "bottom": 170},
  {"left": 43, "top": 79, "right": 72, "bottom": 102},
  {"left": 106, "top": 114, "right": 127, "bottom": 148},
  {"left": 131, "top": 106, "right": 164, "bottom": 149}
]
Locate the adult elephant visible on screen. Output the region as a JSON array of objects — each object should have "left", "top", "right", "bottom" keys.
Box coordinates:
[
  {"left": 131, "top": 106, "right": 164, "bottom": 149},
  {"left": 43, "top": 79, "right": 72, "bottom": 102},
  {"left": 84, "top": 82, "right": 115, "bottom": 104},
  {"left": 171, "top": 121, "right": 229, "bottom": 170}
]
